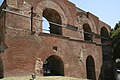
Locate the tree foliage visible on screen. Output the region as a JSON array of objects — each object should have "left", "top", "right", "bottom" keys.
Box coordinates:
[
  {"left": 114, "top": 21, "right": 120, "bottom": 30},
  {"left": 111, "top": 21, "right": 120, "bottom": 60}
]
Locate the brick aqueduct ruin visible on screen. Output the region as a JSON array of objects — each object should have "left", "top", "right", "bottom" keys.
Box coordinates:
[{"left": 0, "top": 0, "right": 115, "bottom": 80}]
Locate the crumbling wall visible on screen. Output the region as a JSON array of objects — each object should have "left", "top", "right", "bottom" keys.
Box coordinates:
[{"left": 0, "top": 0, "right": 111, "bottom": 80}]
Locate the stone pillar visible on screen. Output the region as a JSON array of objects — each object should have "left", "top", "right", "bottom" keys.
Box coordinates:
[{"left": 34, "top": 58, "right": 43, "bottom": 75}]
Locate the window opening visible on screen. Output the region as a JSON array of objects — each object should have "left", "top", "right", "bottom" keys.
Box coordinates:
[
  {"left": 83, "top": 24, "right": 93, "bottom": 41},
  {"left": 42, "top": 8, "right": 62, "bottom": 35}
]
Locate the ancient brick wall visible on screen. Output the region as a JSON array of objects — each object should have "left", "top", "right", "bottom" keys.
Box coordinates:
[{"left": 0, "top": 0, "right": 111, "bottom": 80}]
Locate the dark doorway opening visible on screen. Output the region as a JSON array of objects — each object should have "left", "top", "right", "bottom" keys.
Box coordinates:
[
  {"left": 0, "top": 59, "right": 4, "bottom": 79},
  {"left": 43, "top": 55, "right": 64, "bottom": 76},
  {"left": 86, "top": 55, "right": 96, "bottom": 80},
  {"left": 100, "top": 27, "right": 116, "bottom": 80}
]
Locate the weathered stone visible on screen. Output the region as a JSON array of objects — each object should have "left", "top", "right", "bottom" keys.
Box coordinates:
[{"left": 0, "top": 0, "right": 112, "bottom": 80}]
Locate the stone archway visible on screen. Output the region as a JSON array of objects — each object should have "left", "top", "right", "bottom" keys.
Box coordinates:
[
  {"left": 101, "top": 26, "right": 110, "bottom": 58},
  {"left": 100, "top": 27, "right": 114, "bottom": 80},
  {"left": 75, "top": 15, "right": 97, "bottom": 40},
  {"left": 101, "top": 27, "right": 110, "bottom": 44},
  {"left": 43, "top": 55, "right": 64, "bottom": 76},
  {"left": 83, "top": 23, "right": 93, "bottom": 41},
  {"left": 42, "top": 8, "right": 62, "bottom": 35},
  {"left": 86, "top": 55, "right": 96, "bottom": 80},
  {"left": 34, "top": 0, "right": 67, "bottom": 34}
]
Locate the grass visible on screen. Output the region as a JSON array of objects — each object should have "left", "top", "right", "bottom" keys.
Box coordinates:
[{"left": 1, "top": 76, "right": 89, "bottom": 80}]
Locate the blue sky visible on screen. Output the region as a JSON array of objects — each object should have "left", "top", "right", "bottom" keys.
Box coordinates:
[
  {"left": 0, "top": 0, "right": 120, "bottom": 28},
  {"left": 69, "top": 0, "right": 120, "bottom": 28},
  {"left": 0, "top": 0, "right": 3, "bottom": 5}
]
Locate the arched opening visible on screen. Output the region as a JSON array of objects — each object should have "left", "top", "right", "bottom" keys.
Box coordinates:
[
  {"left": 0, "top": 59, "right": 4, "bottom": 79},
  {"left": 83, "top": 23, "right": 93, "bottom": 41},
  {"left": 43, "top": 55, "right": 64, "bottom": 76},
  {"left": 86, "top": 55, "right": 96, "bottom": 80},
  {"left": 42, "top": 8, "right": 62, "bottom": 35},
  {"left": 101, "top": 27, "right": 110, "bottom": 44},
  {"left": 101, "top": 27, "right": 111, "bottom": 60},
  {"left": 100, "top": 27, "right": 113, "bottom": 80},
  {"left": 101, "top": 27, "right": 111, "bottom": 57}
]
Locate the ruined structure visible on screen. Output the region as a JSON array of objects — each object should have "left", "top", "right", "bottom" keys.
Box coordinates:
[{"left": 0, "top": 0, "right": 113, "bottom": 80}]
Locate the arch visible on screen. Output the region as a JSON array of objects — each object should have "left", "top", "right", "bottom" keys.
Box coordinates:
[
  {"left": 34, "top": 0, "right": 67, "bottom": 34},
  {"left": 101, "top": 27, "right": 110, "bottom": 44},
  {"left": 43, "top": 55, "right": 64, "bottom": 76},
  {"left": 100, "top": 27, "right": 110, "bottom": 57},
  {"left": 83, "top": 23, "right": 93, "bottom": 41},
  {"left": 86, "top": 55, "right": 96, "bottom": 80},
  {"left": 42, "top": 8, "right": 62, "bottom": 35},
  {"left": 0, "top": 59, "right": 4, "bottom": 79},
  {"left": 35, "top": 0, "right": 67, "bottom": 25},
  {"left": 75, "top": 15, "right": 97, "bottom": 33},
  {"left": 100, "top": 27, "right": 111, "bottom": 80}
]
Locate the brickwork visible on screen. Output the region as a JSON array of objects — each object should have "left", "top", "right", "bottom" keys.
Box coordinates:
[{"left": 0, "top": 0, "right": 111, "bottom": 80}]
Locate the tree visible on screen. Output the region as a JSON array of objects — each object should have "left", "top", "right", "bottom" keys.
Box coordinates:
[
  {"left": 114, "top": 21, "right": 120, "bottom": 30},
  {"left": 111, "top": 21, "right": 120, "bottom": 61}
]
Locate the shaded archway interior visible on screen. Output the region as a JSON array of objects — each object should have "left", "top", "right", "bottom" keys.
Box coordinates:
[
  {"left": 42, "top": 8, "right": 62, "bottom": 35},
  {"left": 100, "top": 27, "right": 113, "bottom": 80},
  {"left": 101, "top": 27, "right": 111, "bottom": 59},
  {"left": 101, "top": 27, "right": 110, "bottom": 44},
  {"left": 43, "top": 55, "right": 64, "bottom": 76},
  {"left": 83, "top": 23, "right": 93, "bottom": 41},
  {"left": 86, "top": 55, "right": 96, "bottom": 80},
  {"left": 0, "top": 59, "right": 4, "bottom": 79}
]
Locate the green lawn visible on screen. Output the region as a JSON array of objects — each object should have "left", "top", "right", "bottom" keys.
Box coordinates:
[{"left": 1, "top": 76, "right": 89, "bottom": 80}]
